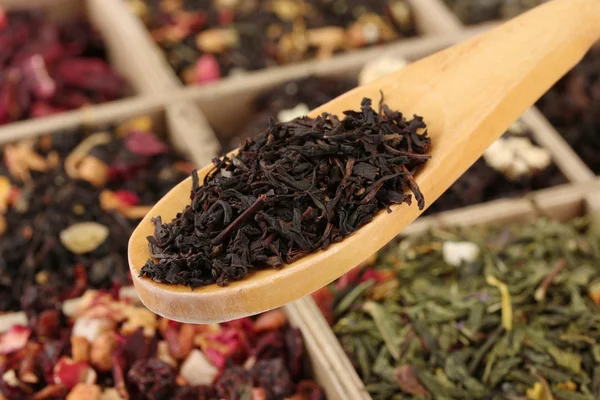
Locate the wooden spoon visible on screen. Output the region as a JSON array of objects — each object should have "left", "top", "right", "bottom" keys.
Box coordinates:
[{"left": 129, "top": 0, "right": 600, "bottom": 323}]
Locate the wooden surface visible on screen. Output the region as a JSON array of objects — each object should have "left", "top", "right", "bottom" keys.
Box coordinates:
[{"left": 128, "top": 0, "right": 600, "bottom": 324}]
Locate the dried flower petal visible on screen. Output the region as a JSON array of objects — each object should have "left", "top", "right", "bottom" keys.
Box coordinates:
[
  {"left": 59, "top": 222, "right": 109, "bottom": 254},
  {"left": 113, "top": 190, "right": 140, "bottom": 207},
  {"left": 125, "top": 130, "right": 167, "bottom": 156},
  {"left": 0, "top": 325, "right": 31, "bottom": 355},
  {"left": 194, "top": 54, "right": 221, "bottom": 84},
  {"left": 53, "top": 357, "right": 97, "bottom": 389}
]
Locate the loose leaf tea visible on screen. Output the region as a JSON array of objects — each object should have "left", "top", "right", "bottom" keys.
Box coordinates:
[
  {"left": 0, "top": 8, "right": 128, "bottom": 125},
  {"left": 1, "top": 288, "right": 325, "bottom": 399},
  {"left": 141, "top": 98, "right": 431, "bottom": 288},
  {"left": 126, "top": 0, "right": 416, "bottom": 85},
  {"left": 314, "top": 215, "right": 600, "bottom": 399},
  {"left": 0, "top": 118, "right": 191, "bottom": 311},
  {"left": 424, "top": 120, "right": 566, "bottom": 214},
  {"left": 443, "top": 0, "right": 549, "bottom": 25},
  {"left": 537, "top": 44, "right": 600, "bottom": 174}
]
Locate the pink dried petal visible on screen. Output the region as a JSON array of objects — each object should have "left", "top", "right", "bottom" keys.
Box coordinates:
[
  {"left": 114, "top": 190, "right": 140, "bottom": 207},
  {"left": 335, "top": 266, "right": 361, "bottom": 290},
  {"left": 22, "top": 54, "right": 56, "bottom": 99},
  {"left": 204, "top": 348, "right": 227, "bottom": 370},
  {"left": 55, "top": 58, "right": 124, "bottom": 98},
  {"left": 194, "top": 54, "right": 221, "bottom": 85},
  {"left": 125, "top": 130, "right": 168, "bottom": 157},
  {"left": 53, "top": 357, "right": 96, "bottom": 389},
  {"left": 0, "top": 325, "right": 31, "bottom": 354},
  {"left": 30, "top": 102, "right": 67, "bottom": 119},
  {"left": 0, "top": 7, "right": 6, "bottom": 30},
  {"left": 311, "top": 286, "right": 334, "bottom": 325}
]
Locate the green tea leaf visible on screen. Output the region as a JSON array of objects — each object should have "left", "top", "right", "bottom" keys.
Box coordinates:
[
  {"left": 549, "top": 346, "right": 582, "bottom": 374},
  {"left": 363, "top": 301, "right": 401, "bottom": 360}
]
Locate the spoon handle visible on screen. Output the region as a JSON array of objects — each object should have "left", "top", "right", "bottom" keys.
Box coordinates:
[{"left": 395, "top": 0, "right": 600, "bottom": 141}]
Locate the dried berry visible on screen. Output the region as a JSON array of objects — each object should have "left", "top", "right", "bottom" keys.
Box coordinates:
[{"left": 127, "top": 358, "right": 176, "bottom": 399}]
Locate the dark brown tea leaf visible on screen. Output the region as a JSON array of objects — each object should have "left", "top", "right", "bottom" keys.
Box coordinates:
[{"left": 141, "top": 98, "right": 431, "bottom": 288}]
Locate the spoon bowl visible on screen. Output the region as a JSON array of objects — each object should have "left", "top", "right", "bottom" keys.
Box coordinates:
[{"left": 129, "top": 0, "right": 600, "bottom": 323}]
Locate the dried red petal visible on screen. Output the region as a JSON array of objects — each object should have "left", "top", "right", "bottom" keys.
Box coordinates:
[
  {"left": 125, "top": 130, "right": 168, "bottom": 157},
  {"left": 34, "top": 309, "right": 62, "bottom": 339},
  {"left": 204, "top": 348, "right": 226, "bottom": 370},
  {"left": 0, "top": 7, "right": 6, "bottom": 30},
  {"left": 0, "top": 325, "right": 31, "bottom": 355},
  {"left": 335, "top": 266, "right": 362, "bottom": 290},
  {"left": 59, "top": 265, "right": 88, "bottom": 300},
  {"left": 21, "top": 54, "right": 56, "bottom": 99},
  {"left": 311, "top": 286, "right": 335, "bottom": 325},
  {"left": 359, "top": 268, "right": 395, "bottom": 284},
  {"left": 30, "top": 102, "right": 67, "bottom": 119},
  {"left": 194, "top": 54, "right": 221, "bottom": 85},
  {"left": 53, "top": 357, "right": 96, "bottom": 389},
  {"left": 113, "top": 190, "right": 140, "bottom": 207}
]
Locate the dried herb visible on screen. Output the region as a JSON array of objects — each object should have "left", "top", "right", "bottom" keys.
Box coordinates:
[
  {"left": 314, "top": 215, "right": 600, "bottom": 399},
  {"left": 443, "top": 0, "right": 549, "bottom": 25},
  {"left": 0, "top": 8, "right": 128, "bottom": 125},
  {"left": 127, "top": 0, "right": 416, "bottom": 85},
  {"left": 424, "top": 120, "right": 567, "bottom": 214},
  {"left": 0, "top": 118, "right": 191, "bottom": 311},
  {"left": 141, "top": 98, "right": 431, "bottom": 288},
  {"left": 0, "top": 289, "right": 325, "bottom": 399},
  {"left": 537, "top": 44, "right": 600, "bottom": 174}
]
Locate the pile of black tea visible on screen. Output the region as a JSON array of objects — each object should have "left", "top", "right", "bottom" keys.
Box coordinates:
[
  {"left": 537, "top": 44, "right": 600, "bottom": 174},
  {"left": 424, "top": 120, "right": 566, "bottom": 214},
  {"left": 126, "top": 0, "right": 416, "bottom": 84},
  {"left": 141, "top": 98, "right": 431, "bottom": 288},
  {"left": 0, "top": 117, "right": 192, "bottom": 311},
  {"left": 443, "top": 0, "right": 548, "bottom": 25},
  {"left": 313, "top": 215, "right": 600, "bottom": 400},
  {"left": 222, "top": 76, "right": 357, "bottom": 151}
]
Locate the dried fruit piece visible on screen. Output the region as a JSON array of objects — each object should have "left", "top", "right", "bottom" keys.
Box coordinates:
[
  {"left": 180, "top": 349, "right": 219, "bottom": 386},
  {"left": 0, "top": 176, "right": 11, "bottom": 213},
  {"left": 90, "top": 333, "right": 118, "bottom": 372},
  {"left": 66, "top": 383, "right": 101, "bottom": 400},
  {"left": 71, "top": 337, "right": 90, "bottom": 363},
  {"left": 0, "top": 325, "right": 31, "bottom": 355},
  {"left": 59, "top": 222, "right": 109, "bottom": 254},
  {"left": 195, "top": 28, "right": 239, "bottom": 53},
  {"left": 71, "top": 317, "right": 115, "bottom": 343},
  {"left": 121, "top": 306, "right": 157, "bottom": 337}
]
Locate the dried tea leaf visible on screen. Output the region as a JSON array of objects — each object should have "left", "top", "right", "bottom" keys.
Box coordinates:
[
  {"left": 394, "top": 365, "right": 429, "bottom": 396},
  {"left": 59, "top": 222, "right": 109, "bottom": 254},
  {"left": 549, "top": 347, "right": 582, "bottom": 374},
  {"left": 362, "top": 301, "right": 401, "bottom": 360}
]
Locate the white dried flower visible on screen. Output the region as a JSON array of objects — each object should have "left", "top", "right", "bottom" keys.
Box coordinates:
[
  {"left": 277, "top": 104, "right": 310, "bottom": 122},
  {"left": 443, "top": 241, "right": 480, "bottom": 267}
]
